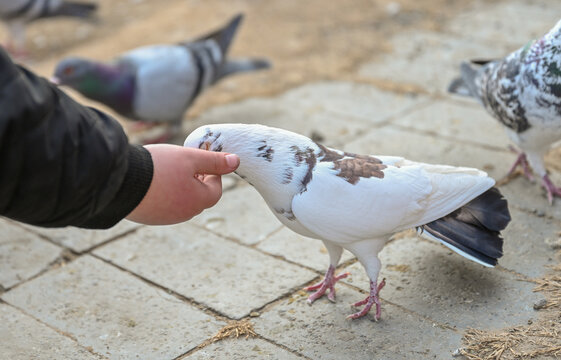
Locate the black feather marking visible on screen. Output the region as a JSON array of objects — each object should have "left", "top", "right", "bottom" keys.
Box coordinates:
[
  {"left": 420, "top": 187, "right": 511, "bottom": 266},
  {"left": 256, "top": 141, "right": 274, "bottom": 162},
  {"left": 290, "top": 146, "right": 316, "bottom": 192},
  {"left": 190, "top": 50, "right": 206, "bottom": 101},
  {"left": 281, "top": 167, "right": 294, "bottom": 184}
]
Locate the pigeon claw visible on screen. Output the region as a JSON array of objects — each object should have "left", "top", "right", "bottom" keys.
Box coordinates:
[
  {"left": 347, "top": 278, "right": 386, "bottom": 320},
  {"left": 507, "top": 147, "right": 535, "bottom": 182},
  {"left": 305, "top": 265, "right": 349, "bottom": 305},
  {"left": 542, "top": 175, "right": 561, "bottom": 205}
]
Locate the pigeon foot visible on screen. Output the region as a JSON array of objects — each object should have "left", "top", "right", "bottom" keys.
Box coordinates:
[
  {"left": 507, "top": 146, "right": 535, "bottom": 182},
  {"left": 305, "top": 265, "right": 349, "bottom": 304},
  {"left": 542, "top": 175, "right": 561, "bottom": 205},
  {"left": 347, "top": 278, "right": 385, "bottom": 320}
]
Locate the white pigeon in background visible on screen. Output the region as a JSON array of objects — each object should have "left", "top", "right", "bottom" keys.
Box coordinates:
[
  {"left": 52, "top": 14, "right": 271, "bottom": 144},
  {"left": 184, "top": 124, "right": 511, "bottom": 320},
  {"left": 449, "top": 19, "right": 561, "bottom": 204},
  {"left": 0, "top": 0, "right": 97, "bottom": 55}
]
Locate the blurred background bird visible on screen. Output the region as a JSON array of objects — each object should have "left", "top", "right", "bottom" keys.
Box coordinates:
[
  {"left": 0, "top": 0, "right": 97, "bottom": 57},
  {"left": 449, "top": 19, "right": 561, "bottom": 204},
  {"left": 51, "top": 13, "right": 271, "bottom": 144}
]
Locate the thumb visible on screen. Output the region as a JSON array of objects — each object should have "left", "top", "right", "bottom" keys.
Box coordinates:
[{"left": 192, "top": 150, "right": 240, "bottom": 175}]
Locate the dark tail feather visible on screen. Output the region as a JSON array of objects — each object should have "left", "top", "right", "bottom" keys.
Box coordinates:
[
  {"left": 447, "top": 76, "right": 470, "bottom": 96},
  {"left": 52, "top": 2, "right": 98, "bottom": 19},
  {"left": 470, "top": 59, "right": 494, "bottom": 66},
  {"left": 448, "top": 60, "right": 493, "bottom": 98},
  {"left": 216, "top": 57, "right": 271, "bottom": 80},
  {"left": 197, "top": 13, "right": 243, "bottom": 58},
  {"left": 419, "top": 187, "right": 511, "bottom": 267}
]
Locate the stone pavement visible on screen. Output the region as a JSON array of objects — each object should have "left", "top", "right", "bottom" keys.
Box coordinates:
[{"left": 2, "top": 1, "right": 561, "bottom": 359}]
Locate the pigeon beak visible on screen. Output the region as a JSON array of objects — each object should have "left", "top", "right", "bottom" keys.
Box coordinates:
[{"left": 49, "top": 76, "right": 61, "bottom": 85}]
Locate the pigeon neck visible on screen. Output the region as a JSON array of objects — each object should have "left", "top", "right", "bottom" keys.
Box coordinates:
[
  {"left": 228, "top": 137, "right": 318, "bottom": 209},
  {"left": 75, "top": 63, "right": 135, "bottom": 117}
]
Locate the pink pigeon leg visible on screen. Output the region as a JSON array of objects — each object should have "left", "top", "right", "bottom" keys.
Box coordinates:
[
  {"left": 347, "top": 278, "right": 386, "bottom": 320},
  {"left": 542, "top": 174, "right": 561, "bottom": 205},
  {"left": 507, "top": 146, "right": 534, "bottom": 181},
  {"left": 305, "top": 265, "right": 350, "bottom": 303}
]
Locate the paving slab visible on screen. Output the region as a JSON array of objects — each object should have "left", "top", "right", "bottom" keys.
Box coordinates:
[
  {"left": 2, "top": 256, "right": 223, "bottom": 360},
  {"left": 393, "top": 99, "right": 511, "bottom": 149},
  {"left": 0, "top": 304, "right": 105, "bottom": 360},
  {"left": 277, "top": 82, "right": 426, "bottom": 123},
  {"left": 22, "top": 220, "right": 141, "bottom": 253},
  {"left": 253, "top": 285, "right": 461, "bottom": 360},
  {"left": 357, "top": 31, "right": 511, "bottom": 94},
  {"left": 500, "top": 207, "right": 560, "bottom": 278},
  {"left": 445, "top": 0, "right": 561, "bottom": 48},
  {"left": 0, "top": 219, "right": 62, "bottom": 289},
  {"left": 186, "top": 82, "right": 427, "bottom": 148},
  {"left": 187, "top": 338, "right": 303, "bottom": 360},
  {"left": 500, "top": 175, "right": 561, "bottom": 223},
  {"left": 342, "top": 237, "right": 540, "bottom": 330},
  {"left": 94, "top": 222, "right": 317, "bottom": 319},
  {"left": 257, "top": 227, "right": 355, "bottom": 273},
  {"left": 190, "top": 184, "right": 282, "bottom": 246},
  {"left": 186, "top": 97, "right": 375, "bottom": 150},
  {"left": 344, "top": 125, "right": 513, "bottom": 180}
]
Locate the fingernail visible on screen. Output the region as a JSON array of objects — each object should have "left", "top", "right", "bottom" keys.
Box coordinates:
[{"left": 225, "top": 154, "right": 239, "bottom": 168}]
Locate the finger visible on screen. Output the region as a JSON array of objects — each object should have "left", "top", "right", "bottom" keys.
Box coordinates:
[
  {"left": 189, "top": 149, "right": 240, "bottom": 175},
  {"left": 197, "top": 175, "right": 223, "bottom": 207}
]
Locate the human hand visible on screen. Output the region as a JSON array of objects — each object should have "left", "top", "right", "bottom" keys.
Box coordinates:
[{"left": 126, "top": 144, "right": 239, "bottom": 225}]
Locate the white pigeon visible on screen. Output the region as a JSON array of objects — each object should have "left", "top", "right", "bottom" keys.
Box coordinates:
[
  {"left": 0, "top": 0, "right": 97, "bottom": 55},
  {"left": 184, "top": 124, "right": 511, "bottom": 320},
  {"left": 52, "top": 14, "right": 270, "bottom": 144},
  {"left": 449, "top": 19, "right": 561, "bottom": 204}
]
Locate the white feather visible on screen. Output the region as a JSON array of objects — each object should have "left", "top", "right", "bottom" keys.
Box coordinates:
[{"left": 291, "top": 161, "right": 493, "bottom": 244}]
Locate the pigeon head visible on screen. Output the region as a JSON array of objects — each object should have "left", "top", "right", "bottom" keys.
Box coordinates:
[
  {"left": 185, "top": 124, "right": 320, "bottom": 201},
  {"left": 52, "top": 57, "right": 135, "bottom": 115},
  {"left": 52, "top": 57, "right": 98, "bottom": 87}
]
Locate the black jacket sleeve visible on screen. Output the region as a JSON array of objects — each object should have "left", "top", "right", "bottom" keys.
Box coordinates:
[{"left": 0, "top": 48, "right": 153, "bottom": 229}]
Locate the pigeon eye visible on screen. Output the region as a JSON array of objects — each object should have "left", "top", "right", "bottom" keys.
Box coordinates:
[{"left": 63, "top": 67, "right": 74, "bottom": 76}]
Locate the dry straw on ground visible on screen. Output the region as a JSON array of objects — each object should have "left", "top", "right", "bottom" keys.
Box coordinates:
[
  {"left": 192, "top": 319, "right": 257, "bottom": 353},
  {"left": 460, "top": 264, "right": 561, "bottom": 360},
  {"left": 210, "top": 319, "right": 257, "bottom": 342}
]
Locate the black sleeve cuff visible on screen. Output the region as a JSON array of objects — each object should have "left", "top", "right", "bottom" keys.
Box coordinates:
[{"left": 79, "top": 145, "right": 153, "bottom": 229}]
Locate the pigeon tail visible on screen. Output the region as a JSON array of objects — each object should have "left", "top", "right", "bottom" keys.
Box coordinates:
[
  {"left": 419, "top": 187, "right": 511, "bottom": 267},
  {"left": 197, "top": 13, "right": 243, "bottom": 58},
  {"left": 216, "top": 57, "right": 271, "bottom": 80},
  {"left": 49, "top": 2, "right": 98, "bottom": 19},
  {"left": 448, "top": 60, "right": 493, "bottom": 98},
  {"left": 447, "top": 76, "right": 470, "bottom": 96}
]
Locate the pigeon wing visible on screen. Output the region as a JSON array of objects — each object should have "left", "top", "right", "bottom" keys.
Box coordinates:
[{"left": 291, "top": 158, "right": 494, "bottom": 244}]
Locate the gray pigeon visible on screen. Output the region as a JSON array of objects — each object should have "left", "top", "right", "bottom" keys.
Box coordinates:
[
  {"left": 449, "top": 20, "right": 561, "bottom": 204},
  {"left": 52, "top": 14, "right": 271, "bottom": 144},
  {"left": 0, "top": 0, "right": 97, "bottom": 54}
]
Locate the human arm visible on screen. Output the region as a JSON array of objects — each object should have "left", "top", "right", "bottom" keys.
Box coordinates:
[
  {"left": 0, "top": 47, "right": 238, "bottom": 228},
  {"left": 126, "top": 145, "right": 239, "bottom": 225}
]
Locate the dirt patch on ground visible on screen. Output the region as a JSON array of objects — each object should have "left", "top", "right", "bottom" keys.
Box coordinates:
[{"left": 459, "top": 263, "right": 561, "bottom": 360}]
